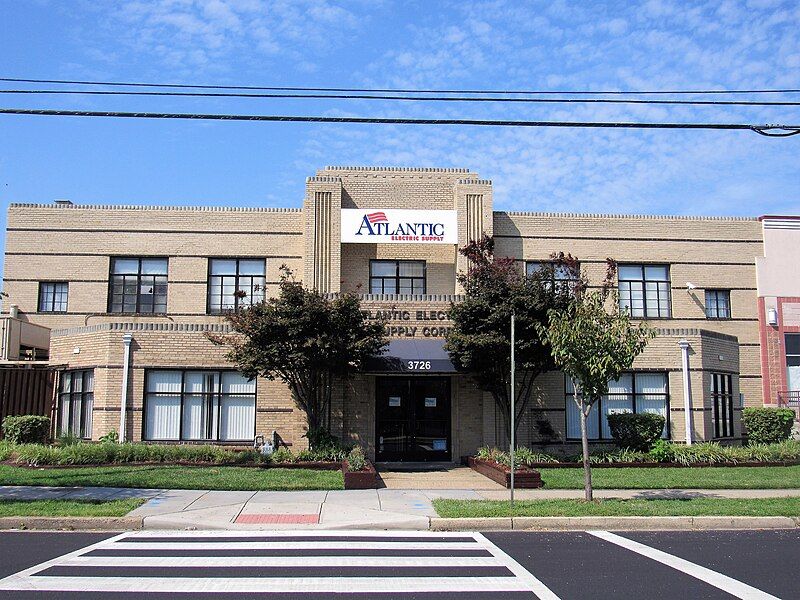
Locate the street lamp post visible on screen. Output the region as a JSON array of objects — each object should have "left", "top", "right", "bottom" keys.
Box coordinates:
[{"left": 510, "top": 312, "right": 515, "bottom": 507}]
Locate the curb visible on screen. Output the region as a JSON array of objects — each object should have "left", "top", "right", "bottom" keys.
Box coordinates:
[
  {"left": 0, "top": 516, "right": 143, "bottom": 531},
  {"left": 430, "top": 516, "right": 800, "bottom": 531}
]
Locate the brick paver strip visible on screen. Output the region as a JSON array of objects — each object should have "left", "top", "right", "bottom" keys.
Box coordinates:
[{"left": 235, "top": 514, "right": 319, "bottom": 524}]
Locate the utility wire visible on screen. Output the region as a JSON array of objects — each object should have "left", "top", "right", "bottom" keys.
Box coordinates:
[
  {"left": 2, "top": 76, "right": 799, "bottom": 96},
  {"left": 1, "top": 107, "right": 798, "bottom": 136},
  {"left": 3, "top": 88, "right": 800, "bottom": 107}
]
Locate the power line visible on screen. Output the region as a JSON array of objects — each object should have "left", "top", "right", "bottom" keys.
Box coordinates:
[
  {"left": 2, "top": 76, "right": 799, "bottom": 96},
  {"left": 1, "top": 107, "right": 798, "bottom": 136},
  {"left": 3, "top": 88, "right": 800, "bottom": 107}
]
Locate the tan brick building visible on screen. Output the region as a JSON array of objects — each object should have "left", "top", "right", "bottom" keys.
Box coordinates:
[{"left": 1, "top": 166, "right": 768, "bottom": 459}]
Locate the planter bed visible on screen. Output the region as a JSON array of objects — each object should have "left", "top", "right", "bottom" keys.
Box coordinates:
[
  {"left": 342, "top": 460, "right": 378, "bottom": 489},
  {"left": 525, "top": 460, "right": 800, "bottom": 469},
  {"left": 2, "top": 459, "right": 343, "bottom": 470},
  {"left": 467, "top": 457, "right": 543, "bottom": 489}
]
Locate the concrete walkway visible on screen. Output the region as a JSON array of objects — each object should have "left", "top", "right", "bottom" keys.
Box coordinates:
[{"left": 3, "top": 485, "right": 800, "bottom": 530}]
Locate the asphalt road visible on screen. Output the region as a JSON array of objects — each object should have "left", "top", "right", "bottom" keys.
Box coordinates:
[{"left": 0, "top": 529, "right": 796, "bottom": 599}]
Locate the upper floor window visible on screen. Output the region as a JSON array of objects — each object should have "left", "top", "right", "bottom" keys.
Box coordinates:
[
  {"left": 370, "top": 260, "right": 426, "bottom": 294},
  {"left": 526, "top": 261, "right": 580, "bottom": 292},
  {"left": 705, "top": 290, "right": 731, "bottom": 319},
  {"left": 109, "top": 258, "right": 168, "bottom": 314},
  {"left": 58, "top": 369, "right": 94, "bottom": 439},
  {"left": 38, "top": 282, "right": 68, "bottom": 313},
  {"left": 618, "top": 264, "right": 671, "bottom": 318},
  {"left": 208, "top": 259, "right": 266, "bottom": 314}
]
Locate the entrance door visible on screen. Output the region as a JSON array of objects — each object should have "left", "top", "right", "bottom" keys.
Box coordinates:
[{"left": 375, "top": 377, "right": 450, "bottom": 461}]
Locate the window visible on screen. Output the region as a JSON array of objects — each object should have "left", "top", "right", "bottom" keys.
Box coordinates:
[
  {"left": 370, "top": 260, "right": 426, "bottom": 294},
  {"left": 618, "top": 264, "right": 671, "bottom": 318},
  {"left": 58, "top": 369, "right": 94, "bottom": 439},
  {"left": 38, "top": 282, "right": 68, "bottom": 312},
  {"left": 565, "top": 372, "right": 669, "bottom": 440},
  {"left": 109, "top": 257, "right": 168, "bottom": 313},
  {"left": 786, "top": 334, "right": 800, "bottom": 392},
  {"left": 711, "top": 373, "right": 734, "bottom": 438},
  {"left": 705, "top": 290, "right": 731, "bottom": 319},
  {"left": 526, "top": 261, "right": 580, "bottom": 292},
  {"left": 144, "top": 370, "right": 256, "bottom": 441},
  {"left": 208, "top": 259, "right": 266, "bottom": 313}
]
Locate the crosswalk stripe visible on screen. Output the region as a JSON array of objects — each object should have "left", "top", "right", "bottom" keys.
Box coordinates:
[
  {"left": 473, "top": 532, "right": 561, "bottom": 600},
  {"left": 588, "top": 530, "right": 779, "bottom": 600},
  {"left": 102, "top": 540, "right": 485, "bottom": 550},
  {"left": 128, "top": 529, "right": 472, "bottom": 538},
  {"left": 0, "top": 530, "right": 560, "bottom": 598},
  {"left": 0, "top": 575, "right": 534, "bottom": 593},
  {"left": 62, "top": 555, "right": 503, "bottom": 568}
]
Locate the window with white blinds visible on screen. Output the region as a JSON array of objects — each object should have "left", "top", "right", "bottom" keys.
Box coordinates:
[
  {"left": 145, "top": 370, "right": 256, "bottom": 442},
  {"left": 566, "top": 372, "right": 669, "bottom": 440}
]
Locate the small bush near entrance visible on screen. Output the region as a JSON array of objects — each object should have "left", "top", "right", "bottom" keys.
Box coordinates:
[
  {"left": 1, "top": 415, "right": 51, "bottom": 445},
  {"left": 345, "top": 446, "right": 366, "bottom": 471},
  {"left": 742, "top": 407, "right": 795, "bottom": 445},
  {"left": 606, "top": 413, "right": 665, "bottom": 451}
]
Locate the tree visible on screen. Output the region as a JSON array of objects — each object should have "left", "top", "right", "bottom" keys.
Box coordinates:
[
  {"left": 445, "top": 235, "right": 580, "bottom": 446},
  {"left": 209, "top": 267, "right": 387, "bottom": 449},
  {"left": 538, "top": 265, "right": 655, "bottom": 500}
]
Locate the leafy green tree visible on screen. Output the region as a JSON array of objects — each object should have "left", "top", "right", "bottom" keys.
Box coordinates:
[
  {"left": 539, "top": 271, "right": 655, "bottom": 500},
  {"left": 209, "top": 267, "right": 387, "bottom": 448},
  {"left": 445, "top": 236, "right": 581, "bottom": 446}
]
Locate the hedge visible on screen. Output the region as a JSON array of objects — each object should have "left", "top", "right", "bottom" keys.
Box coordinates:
[
  {"left": 742, "top": 407, "right": 795, "bottom": 445},
  {"left": 606, "top": 413, "right": 666, "bottom": 451},
  {"left": 2, "top": 415, "right": 51, "bottom": 445}
]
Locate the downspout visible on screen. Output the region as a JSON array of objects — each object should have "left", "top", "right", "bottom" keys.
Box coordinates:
[
  {"left": 678, "top": 340, "right": 693, "bottom": 445},
  {"left": 119, "top": 333, "right": 133, "bottom": 443}
]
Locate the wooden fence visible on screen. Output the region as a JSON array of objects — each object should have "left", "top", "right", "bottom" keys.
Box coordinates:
[{"left": 0, "top": 366, "right": 56, "bottom": 438}]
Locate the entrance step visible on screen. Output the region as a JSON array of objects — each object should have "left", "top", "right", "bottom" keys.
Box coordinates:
[
  {"left": 375, "top": 464, "right": 505, "bottom": 490},
  {"left": 376, "top": 462, "right": 459, "bottom": 472}
]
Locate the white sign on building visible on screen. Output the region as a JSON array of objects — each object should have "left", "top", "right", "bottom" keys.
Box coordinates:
[{"left": 341, "top": 209, "right": 458, "bottom": 244}]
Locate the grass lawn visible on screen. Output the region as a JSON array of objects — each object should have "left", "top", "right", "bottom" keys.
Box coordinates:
[
  {"left": 0, "top": 465, "right": 344, "bottom": 491},
  {"left": 0, "top": 498, "right": 145, "bottom": 517},
  {"left": 537, "top": 465, "right": 800, "bottom": 489},
  {"left": 433, "top": 497, "right": 800, "bottom": 518}
]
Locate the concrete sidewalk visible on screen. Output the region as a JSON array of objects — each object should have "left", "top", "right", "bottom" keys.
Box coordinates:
[{"left": 3, "top": 485, "right": 800, "bottom": 530}]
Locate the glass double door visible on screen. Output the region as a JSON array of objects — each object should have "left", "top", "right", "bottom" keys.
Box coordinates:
[{"left": 375, "top": 377, "right": 451, "bottom": 462}]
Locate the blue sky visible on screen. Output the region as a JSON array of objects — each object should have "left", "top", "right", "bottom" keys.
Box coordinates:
[{"left": 1, "top": 0, "right": 799, "bottom": 280}]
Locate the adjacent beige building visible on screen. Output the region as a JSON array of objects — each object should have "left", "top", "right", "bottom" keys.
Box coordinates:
[{"left": 2, "top": 166, "right": 766, "bottom": 458}]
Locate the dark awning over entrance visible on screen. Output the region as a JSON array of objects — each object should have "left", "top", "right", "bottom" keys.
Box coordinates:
[{"left": 364, "top": 339, "right": 458, "bottom": 373}]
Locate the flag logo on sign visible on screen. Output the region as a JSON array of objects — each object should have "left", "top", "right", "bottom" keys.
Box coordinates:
[{"left": 366, "top": 212, "right": 389, "bottom": 223}]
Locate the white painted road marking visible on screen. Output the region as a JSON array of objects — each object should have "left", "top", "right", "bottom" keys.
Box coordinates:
[
  {"left": 0, "top": 530, "right": 560, "bottom": 598},
  {"left": 588, "top": 530, "right": 781, "bottom": 600}
]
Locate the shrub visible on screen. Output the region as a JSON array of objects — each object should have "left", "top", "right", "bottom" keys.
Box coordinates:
[
  {"left": 670, "top": 442, "right": 728, "bottom": 466},
  {"left": 99, "top": 430, "right": 119, "bottom": 443},
  {"left": 346, "top": 446, "right": 366, "bottom": 471},
  {"left": 56, "top": 431, "right": 80, "bottom": 447},
  {"left": 270, "top": 448, "right": 294, "bottom": 463},
  {"left": 0, "top": 440, "right": 14, "bottom": 461},
  {"left": 606, "top": 412, "right": 666, "bottom": 451},
  {"left": 2, "top": 415, "right": 51, "bottom": 445},
  {"left": 742, "top": 407, "right": 795, "bottom": 445},
  {"left": 649, "top": 439, "right": 675, "bottom": 462}
]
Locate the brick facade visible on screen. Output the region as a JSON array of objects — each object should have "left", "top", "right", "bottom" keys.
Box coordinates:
[{"left": 3, "top": 166, "right": 770, "bottom": 457}]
